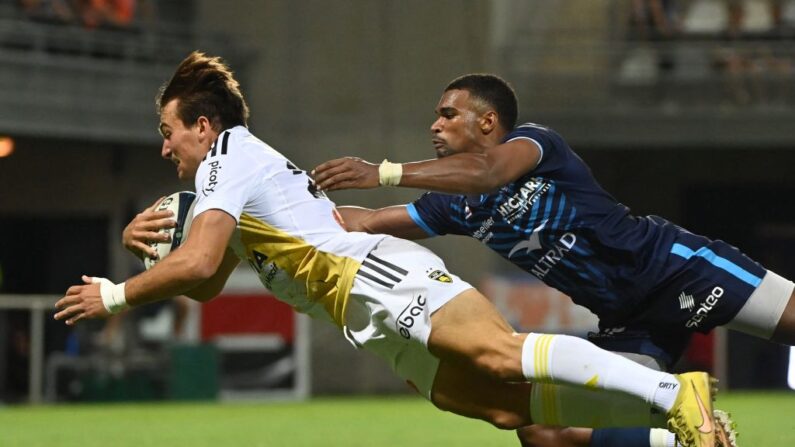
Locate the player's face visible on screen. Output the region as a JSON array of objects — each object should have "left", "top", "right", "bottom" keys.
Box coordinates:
[
  {"left": 159, "top": 99, "right": 207, "bottom": 181},
  {"left": 430, "top": 89, "right": 484, "bottom": 158}
]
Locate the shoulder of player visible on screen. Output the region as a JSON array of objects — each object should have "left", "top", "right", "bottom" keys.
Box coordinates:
[
  {"left": 504, "top": 122, "right": 556, "bottom": 140},
  {"left": 502, "top": 122, "right": 571, "bottom": 164},
  {"left": 200, "top": 126, "right": 273, "bottom": 167}
]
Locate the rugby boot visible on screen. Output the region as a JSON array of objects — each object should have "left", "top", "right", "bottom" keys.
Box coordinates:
[{"left": 667, "top": 372, "right": 716, "bottom": 447}]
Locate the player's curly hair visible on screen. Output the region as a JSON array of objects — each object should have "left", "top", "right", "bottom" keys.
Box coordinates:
[
  {"left": 445, "top": 74, "right": 518, "bottom": 132},
  {"left": 157, "top": 51, "right": 249, "bottom": 132}
]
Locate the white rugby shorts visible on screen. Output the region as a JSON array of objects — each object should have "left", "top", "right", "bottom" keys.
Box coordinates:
[{"left": 342, "top": 236, "right": 474, "bottom": 400}]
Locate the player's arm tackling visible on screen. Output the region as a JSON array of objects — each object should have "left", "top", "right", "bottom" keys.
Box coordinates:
[
  {"left": 312, "top": 139, "right": 540, "bottom": 194},
  {"left": 338, "top": 205, "right": 430, "bottom": 240}
]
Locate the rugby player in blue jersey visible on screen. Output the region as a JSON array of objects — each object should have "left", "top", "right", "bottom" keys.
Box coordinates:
[
  {"left": 312, "top": 73, "right": 791, "bottom": 447},
  {"left": 55, "top": 54, "right": 732, "bottom": 447}
]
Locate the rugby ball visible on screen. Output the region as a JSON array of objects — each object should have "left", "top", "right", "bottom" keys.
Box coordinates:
[{"left": 143, "top": 191, "right": 197, "bottom": 270}]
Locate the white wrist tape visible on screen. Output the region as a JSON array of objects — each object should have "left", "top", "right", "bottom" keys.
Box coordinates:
[
  {"left": 93, "top": 277, "right": 128, "bottom": 314},
  {"left": 378, "top": 159, "right": 403, "bottom": 186}
]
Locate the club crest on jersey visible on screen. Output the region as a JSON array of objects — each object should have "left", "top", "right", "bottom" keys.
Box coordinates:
[{"left": 427, "top": 269, "right": 453, "bottom": 283}]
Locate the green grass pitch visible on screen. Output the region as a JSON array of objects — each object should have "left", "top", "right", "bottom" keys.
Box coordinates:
[{"left": 1, "top": 392, "right": 793, "bottom": 446}]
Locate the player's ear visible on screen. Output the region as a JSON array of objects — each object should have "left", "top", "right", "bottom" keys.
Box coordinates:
[
  {"left": 480, "top": 110, "right": 498, "bottom": 135},
  {"left": 196, "top": 116, "right": 212, "bottom": 139}
]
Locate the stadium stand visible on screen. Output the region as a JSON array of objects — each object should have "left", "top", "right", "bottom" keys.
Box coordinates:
[{"left": 0, "top": 0, "right": 249, "bottom": 143}]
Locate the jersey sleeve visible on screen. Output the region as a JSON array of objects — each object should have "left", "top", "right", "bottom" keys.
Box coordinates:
[
  {"left": 504, "top": 123, "right": 569, "bottom": 175},
  {"left": 193, "top": 133, "right": 259, "bottom": 222},
  {"left": 407, "top": 192, "right": 466, "bottom": 237}
]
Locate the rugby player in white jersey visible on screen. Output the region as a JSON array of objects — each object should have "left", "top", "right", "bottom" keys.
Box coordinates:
[{"left": 54, "top": 52, "right": 727, "bottom": 447}]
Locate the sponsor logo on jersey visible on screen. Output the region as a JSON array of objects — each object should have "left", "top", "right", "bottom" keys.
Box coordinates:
[
  {"left": 679, "top": 291, "right": 695, "bottom": 311},
  {"left": 497, "top": 178, "right": 550, "bottom": 223},
  {"left": 202, "top": 160, "right": 222, "bottom": 196},
  {"left": 248, "top": 249, "right": 279, "bottom": 289},
  {"left": 529, "top": 232, "right": 577, "bottom": 280},
  {"left": 427, "top": 269, "right": 452, "bottom": 283},
  {"left": 472, "top": 217, "right": 494, "bottom": 242},
  {"left": 685, "top": 286, "right": 724, "bottom": 328},
  {"left": 397, "top": 294, "right": 427, "bottom": 340},
  {"left": 508, "top": 220, "right": 547, "bottom": 258}
]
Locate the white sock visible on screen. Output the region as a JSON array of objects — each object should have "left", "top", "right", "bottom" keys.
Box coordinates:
[
  {"left": 521, "top": 333, "right": 680, "bottom": 411},
  {"left": 529, "top": 383, "right": 667, "bottom": 427},
  {"left": 649, "top": 428, "right": 678, "bottom": 447}
]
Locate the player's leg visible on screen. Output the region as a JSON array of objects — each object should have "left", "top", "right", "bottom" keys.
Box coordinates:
[
  {"left": 430, "top": 360, "right": 669, "bottom": 432},
  {"left": 663, "top": 234, "right": 794, "bottom": 345},
  {"left": 429, "top": 289, "right": 688, "bottom": 414},
  {"left": 431, "top": 358, "right": 733, "bottom": 447},
  {"left": 430, "top": 290, "right": 721, "bottom": 447},
  {"left": 516, "top": 426, "right": 591, "bottom": 447},
  {"left": 515, "top": 352, "right": 676, "bottom": 447},
  {"left": 725, "top": 269, "right": 795, "bottom": 344},
  {"left": 430, "top": 359, "right": 532, "bottom": 429},
  {"left": 516, "top": 383, "right": 737, "bottom": 447},
  {"left": 772, "top": 288, "right": 795, "bottom": 344},
  {"left": 349, "top": 237, "right": 712, "bottom": 443}
]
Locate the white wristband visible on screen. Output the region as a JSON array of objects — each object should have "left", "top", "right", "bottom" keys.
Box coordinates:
[
  {"left": 93, "top": 277, "right": 128, "bottom": 314},
  {"left": 378, "top": 159, "right": 403, "bottom": 186}
]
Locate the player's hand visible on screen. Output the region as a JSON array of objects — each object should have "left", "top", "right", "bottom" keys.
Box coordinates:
[
  {"left": 54, "top": 275, "right": 111, "bottom": 325},
  {"left": 122, "top": 196, "right": 176, "bottom": 259},
  {"left": 312, "top": 157, "right": 380, "bottom": 191}
]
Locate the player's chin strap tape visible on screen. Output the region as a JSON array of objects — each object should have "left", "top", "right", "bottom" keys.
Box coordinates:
[
  {"left": 93, "top": 277, "right": 129, "bottom": 314},
  {"left": 378, "top": 159, "right": 403, "bottom": 186}
]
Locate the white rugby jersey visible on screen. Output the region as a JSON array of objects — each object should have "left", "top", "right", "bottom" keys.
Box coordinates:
[{"left": 192, "top": 126, "right": 386, "bottom": 326}]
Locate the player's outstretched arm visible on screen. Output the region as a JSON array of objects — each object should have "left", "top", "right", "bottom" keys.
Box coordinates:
[
  {"left": 338, "top": 205, "right": 430, "bottom": 240},
  {"left": 122, "top": 196, "right": 177, "bottom": 260},
  {"left": 311, "top": 157, "right": 380, "bottom": 190},
  {"left": 55, "top": 209, "right": 236, "bottom": 325},
  {"left": 122, "top": 209, "right": 236, "bottom": 304},
  {"left": 312, "top": 139, "right": 540, "bottom": 194},
  {"left": 183, "top": 247, "right": 240, "bottom": 302}
]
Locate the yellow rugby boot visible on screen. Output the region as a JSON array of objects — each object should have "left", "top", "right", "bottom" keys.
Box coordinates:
[{"left": 666, "top": 372, "right": 716, "bottom": 447}]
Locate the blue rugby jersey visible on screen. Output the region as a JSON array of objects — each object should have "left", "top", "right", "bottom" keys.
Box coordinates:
[{"left": 408, "top": 123, "right": 686, "bottom": 325}]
